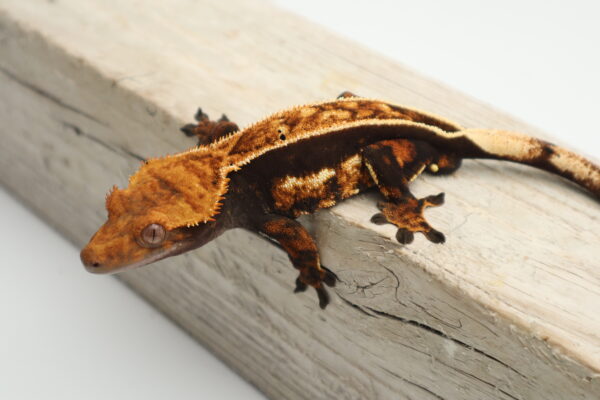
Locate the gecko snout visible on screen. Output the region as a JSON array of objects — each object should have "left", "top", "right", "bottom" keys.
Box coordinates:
[{"left": 80, "top": 247, "right": 106, "bottom": 273}]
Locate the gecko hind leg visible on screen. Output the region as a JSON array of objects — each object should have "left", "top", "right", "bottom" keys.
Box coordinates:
[
  {"left": 363, "top": 139, "right": 451, "bottom": 244},
  {"left": 180, "top": 109, "right": 239, "bottom": 146},
  {"left": 371, "top": 194, "right": 446, "bottom": 244},
  {"left": 257, "top": 215, "right": 336, "bottom": 309}
]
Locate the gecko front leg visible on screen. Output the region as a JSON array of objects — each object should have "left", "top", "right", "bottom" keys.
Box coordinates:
[
  {"left": 257, "top": 215, "right": 336, "bottom": 308},
  {"left": 180, "top": 109, "right": 239, "bottom": 146}
]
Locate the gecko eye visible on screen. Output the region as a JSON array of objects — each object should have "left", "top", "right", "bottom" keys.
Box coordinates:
[{"left": 140, "top": 223, "right": 166, "bottom": 247}]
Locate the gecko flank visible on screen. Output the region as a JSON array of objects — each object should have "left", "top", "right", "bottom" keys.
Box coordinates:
[{"left": 80, "top": 92, "right": 600, "bottom": 308}]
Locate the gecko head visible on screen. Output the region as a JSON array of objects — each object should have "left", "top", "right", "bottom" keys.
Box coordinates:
[{"left": 80, "top": 149, "right": 230, "bottom": 274}]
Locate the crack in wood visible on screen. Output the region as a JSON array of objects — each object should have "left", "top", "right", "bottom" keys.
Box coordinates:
[
  {"left": 375, "top": 262, "right": 407, "bottom": 306},
  {"left": 379, "top": 365, "right": 447, "bottom": 400},
  {"left": 338, "top": 295, "right": 376, "bottom": 318},
  {"left": 410, "top": 300, "right": 463, "bottom": 329},
  {"left": 434, "top": 359, "right": 520, "bottom": 400},
  {"left": 61, "top": 121, "right": 145, "bottom": 162},
  {"left": 366, "top": 307, "right": 527, "bottom": 380},
  {"left": 355, "top": 277, "right": 389, "bottom": 291},
  {"left": 0, "top": 65, "right": 108, "bottom": 126},
  {"left": 438, "top": 299, "right": 500, "bottom": 338},
  {"left": 1, "top": 2, "right": 598, "bottom": 398},
  {"left": 337, "top": 292, "right": 527, "bottom": 396}
]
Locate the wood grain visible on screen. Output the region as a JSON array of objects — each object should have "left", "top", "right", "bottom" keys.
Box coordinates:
[{"left": 0, "top": 1, "right": 598, "bottom": 399}]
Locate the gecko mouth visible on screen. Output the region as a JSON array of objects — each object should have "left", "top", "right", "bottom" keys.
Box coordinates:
[
  {"left": 81, "top": 220, "right": 222, "bottom": 275},
  {"left": 81, "top": 239, "right": 196, "bottom": 275}
]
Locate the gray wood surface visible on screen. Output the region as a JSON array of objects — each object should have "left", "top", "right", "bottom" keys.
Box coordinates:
[{"left": 1, "top": 1, "right": 598, "bottom": 399}]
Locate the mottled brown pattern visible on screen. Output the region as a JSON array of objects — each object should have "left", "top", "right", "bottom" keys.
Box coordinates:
[
  {"left": 271, "top": 168, "right": 337, "bottom": 215},
  {"left": 81, "top": 94, "right": 600, "bottom": 308},
  {"left": 374, "top": 195, "right": 446, "bottom": 245},
  {"left": 228, "top": 98, "right": 462, "bottom": 165},
  {"left": 336, "top": 153, "right": 372, "bottom": 199},
  {"left": 124, "top": 149, "right": 229, "bottom": 228},
  {"left": 387, "top": 139, "right": 418, "bottom": 167},
  {"left": 364, "top": 139, "right": 447, "bottom": 243},
  {"left": 270, "top": 153, "right": 373, "bottom": 216},
  {"left": 79, "top": 146, "right": 231, "bottom": 272},
  {"left": 262, "top": 218, "right": 320, "bottom": 265}
]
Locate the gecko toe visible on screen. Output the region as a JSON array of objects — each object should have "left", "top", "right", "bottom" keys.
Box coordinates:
[
  {"left": 396, "top": 228, "right": 414, "bottom": 244},
  {"left": 425, "top": 192, "right": 445, "bottom": 206},
  {"left": 322, "top": 267, "right": 337, "bottom": 287},
  {"left": 194, "top": 108, "right": 209, "bottom": 122},
  {"left": 294, "top": 277, "right": 308, "bottom": 293},
  {"left": 425, "top": 229, "right": 445, "bottom": 244},
  {"left": 370, "top": 213, "right": 388, "bottom": 225},
  {"left": 296, "top": 269, "right": 335, "bottom": 307},
  {"left": 180, "top": 123, "right": 197, "bottom": 137},
  {"left": 316, "top": 286, "right": 330, "bottom": 309}
]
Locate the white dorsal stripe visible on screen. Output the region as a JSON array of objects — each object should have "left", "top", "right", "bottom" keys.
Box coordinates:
[{"left": 226, "top": 119, "right": 456, "bottom": 171}]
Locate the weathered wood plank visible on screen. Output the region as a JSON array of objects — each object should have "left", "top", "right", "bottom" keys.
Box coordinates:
[{"left": 0, "top": 1, "right": 598, "bottom": 399}]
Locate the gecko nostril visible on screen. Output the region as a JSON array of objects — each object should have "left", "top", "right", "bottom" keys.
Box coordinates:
[{"left": 80, "top": 248, "right": 102, "bottom": 270}]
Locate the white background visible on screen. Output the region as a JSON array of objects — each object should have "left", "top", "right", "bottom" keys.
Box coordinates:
[{"left": 1, "top": 1, "right": 598, "bottom": 399}]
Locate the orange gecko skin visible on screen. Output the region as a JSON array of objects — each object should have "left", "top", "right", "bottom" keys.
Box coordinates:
[{"left": 81, "top": 92, "right": 600, "bottom": 308}]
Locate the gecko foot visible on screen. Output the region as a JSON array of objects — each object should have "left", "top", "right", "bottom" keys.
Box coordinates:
[
  {"left": 295, "top": 267, "right": 337, "bottom": 309},
  {"left": 180, "top": 109, "right": 239, "bottom": 146},
  {"left": 370, "top": 193, "right": 446, "bottom": 244}
]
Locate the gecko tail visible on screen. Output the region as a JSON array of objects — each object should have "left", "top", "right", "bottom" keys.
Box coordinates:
[{"left": 456, "top": 128, "right": 600, "bottom": 199}]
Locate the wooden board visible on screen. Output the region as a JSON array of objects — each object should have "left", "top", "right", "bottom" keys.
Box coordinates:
[{"left": 1, "top": 1, "right": 598, "bottom": 399}]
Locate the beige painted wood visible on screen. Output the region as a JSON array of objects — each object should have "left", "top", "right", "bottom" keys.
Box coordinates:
[{"left": 1, "top": 1, "right": 599, "bottom": 399}]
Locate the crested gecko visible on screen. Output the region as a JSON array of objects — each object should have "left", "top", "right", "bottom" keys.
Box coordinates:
[{"left": 80, "top": 92, "right": 600, "bottom": 308}]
